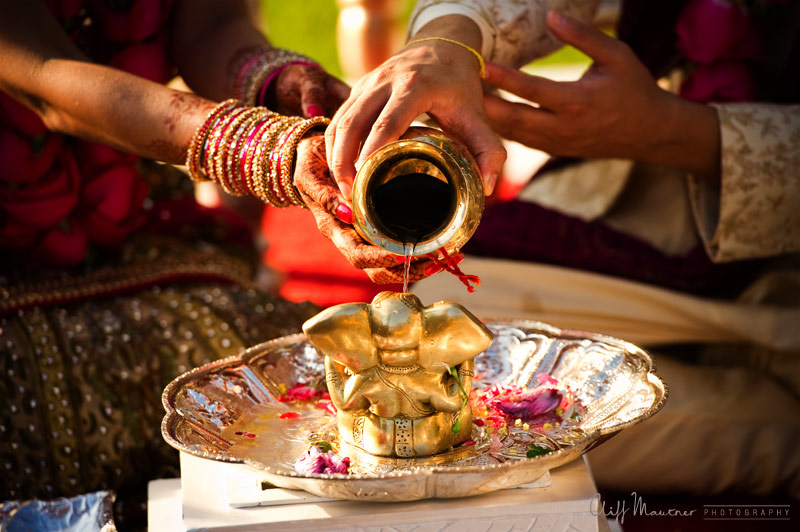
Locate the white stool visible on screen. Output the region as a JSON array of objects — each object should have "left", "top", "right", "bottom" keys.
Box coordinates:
[{"left": 148, "top": 452, "right": 611, "bottom": 531}]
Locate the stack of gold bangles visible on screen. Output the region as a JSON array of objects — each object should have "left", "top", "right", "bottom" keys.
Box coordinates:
[{"left": 186, "top": 99, "right": 329, "bottom": 207}]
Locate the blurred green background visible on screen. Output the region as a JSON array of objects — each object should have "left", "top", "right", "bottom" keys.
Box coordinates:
[{"left": 259, "top": 0, "right": 589, "bottom": 80}]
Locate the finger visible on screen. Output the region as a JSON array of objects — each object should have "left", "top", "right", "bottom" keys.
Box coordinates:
[
  {"left": 356, "top": 93, "right": 426, "bottom": 169},
  {"left": 364, "top": 260, "right": 429, "bottom": 285},
  {"left": 325, "top": 94, "right": 352, "bottom": 163},
  {"left": 303, "top": 198, "right": 371, "bottom": 265},
  {"left": 546, "top": 11, "right": 625, "bottom": 66},
  {"left": 407, "top": 260, "right": 431, "bottom": 283},
  {"left": 364, "top": 267, "right": 404, "bottom": 285},
  {"left": 325, "top": 77, "right": 351, "bottom": 112},
  {"left": 303, "top": 195, "right": 400, "bottom": 270},
  {"left": 324, "top": 93, "right": 359, "bottom": 192},
  {"left": 483, "top": 93, "right": 554, "bottom": 140},
  {"left": 437, "top": 107, "right": 506, "bottom": 195},
  {"left": 292, "top": 137, "right": 348, "bottom": 219},
  {"left": 297, "top": 180, "right": 344, "bottom": 221},
  {"left": 483, "top": 62, "right": 570, "bottom": 110},
  {"left": 328, "top": 89, "right": 394, "bottom": 197},
  {"left": 299, "top": 74, "right": 327, "bottom": 118}
]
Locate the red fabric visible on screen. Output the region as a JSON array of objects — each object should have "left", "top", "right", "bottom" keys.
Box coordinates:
[
  {"left": 0, "top": 0, "right": 175, "bottom": 269},
  {"left": 0, "top": 91, "right": 48, "bottom": 137},
  {"left": 0, "top": 150, "right": 81, "bottom": 229},
  {"left": 675, "top": 0, "right": 760, "bottom": 64},
  {"left": 77, "top": 163, "right": 150, "bottom": 248},
  {"left": 0, "top": 126, "right": 62, "bottom": 185},
  {"left": 87, "top": 0, "right": 173, "bottom": 43},
  {"left": 261, "top": 206, "right": 400, "bottom": 307},
  {"left": 30, "top": 218, "right": 89, "bottom": 268},
  {"left": 109, "top": 34, "right": 172, "bottom": 85}
]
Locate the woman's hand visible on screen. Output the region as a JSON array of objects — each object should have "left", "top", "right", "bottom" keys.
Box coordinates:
[
  {"left": 482, "top": 11, "right": 720, "bottom": 178},
  {"left": 293, "top": 134, "right": 432, "bottom": 284},
  {"left": 269, "top": 64, "right": 350, "bottom": 118},
  {"left": 324, "top": 15, "right": 506, "bottom": 199}
]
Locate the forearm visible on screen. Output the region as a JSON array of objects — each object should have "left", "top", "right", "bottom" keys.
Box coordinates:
[
  {"left": 32, "top": 60, "right": 212, "bottom": 164},
  {"left": 0, "top": 0, "right": 212, "bottom": 164}
]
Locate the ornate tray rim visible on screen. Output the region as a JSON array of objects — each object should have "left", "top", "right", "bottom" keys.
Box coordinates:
[{"left": 161, "top": 319, "right": 668, "bottom": 486}]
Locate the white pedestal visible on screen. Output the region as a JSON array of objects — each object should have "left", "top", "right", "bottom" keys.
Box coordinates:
[{"left": 148, "top": 454, "right": 609, "bottom": 532}]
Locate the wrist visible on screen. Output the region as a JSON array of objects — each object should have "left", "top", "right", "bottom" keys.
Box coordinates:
[
  {"left": 647, "top": 92, "right": 721, "bottom": 182},
  {"left": 409, "top": 4, "right": 494, "bottom": 59},
  {"left": 185, "top": 100, "right": 329, "bottom": 208},
  {"left": 407, "top": 16, "right": 485, "bottom": 79},
  {"left": 411, "top": 14, "right": 483, "bottom": 52}
]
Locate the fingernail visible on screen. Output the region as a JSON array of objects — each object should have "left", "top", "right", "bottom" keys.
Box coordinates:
[
  {"left": 425, "top": 263, "right": 444, "bottom": 276},
  {"left": 549, "top": 10, "right": 567, "bottom": 27},
  {"left": 485, "top": 174, "right": 498, "bottom": 195},
  {"left": 307, "top": 104, "right": 324, "bottom": 117},
  {"left": 355, "top": 158, "right": 366, "bottom": 171},
  {"left": 338, "top": 180, "right": 353, "bottom": 199},
  {"left": 336, "top": 203, "right": 353, "bottom": 224}
]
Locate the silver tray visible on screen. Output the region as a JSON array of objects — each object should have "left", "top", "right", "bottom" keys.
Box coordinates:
[{"left": 162, "top": 320, "right": 666, "bottom": 501}]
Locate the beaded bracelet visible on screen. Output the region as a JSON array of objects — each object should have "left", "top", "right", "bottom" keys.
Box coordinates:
[
  {"left": 232, "top": 47, "right": 321, "bottom": 106},
  {"left": 256, "top": 60, "right": 320, "bottom": 107},
  {"left": 186, "top": 101, "right": 330, "bottom": 208}
]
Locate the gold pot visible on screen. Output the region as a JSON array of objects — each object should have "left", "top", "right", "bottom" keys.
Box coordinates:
[{"left": 351, "top": 127, "right": 484, "bottom": 257}]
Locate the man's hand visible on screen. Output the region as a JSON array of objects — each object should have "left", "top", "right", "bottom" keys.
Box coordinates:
[
  {"left": 324, "top": 15, "right": 506, "bottom": 199},
  {"left": 483, "top": 11, "right": 720, "bottom": 178}
]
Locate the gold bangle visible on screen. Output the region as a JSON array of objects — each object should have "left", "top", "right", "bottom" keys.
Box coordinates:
[
  {"left": 406, "top": 37, "right": 485, "bottom": 79},
  {"left": 186, "top": 99, "right": 239, "bottom": 182},
  {"left": 244, "top": 115, "right": 281, "bottom": 200},
  {"left": 278, "top": 116, "right": 330, "bottom": 207},
  {"left": 220, "top": 107, "right": 270, "bottom": 196},
  {"left": 251, "top": 119, "right": 285, "bottom": 206}
]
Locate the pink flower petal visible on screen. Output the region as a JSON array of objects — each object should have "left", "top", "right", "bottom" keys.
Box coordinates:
[
  {"left": 493, "top": 388, "right": 562, "bottom": 420},
  {"left": 294, "top": 446, "right": 350, "bottom": 475}
]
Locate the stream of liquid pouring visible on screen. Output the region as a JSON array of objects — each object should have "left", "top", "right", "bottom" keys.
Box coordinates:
[{"left": 403, "top": 242, "right": 415, "bottom": 293}]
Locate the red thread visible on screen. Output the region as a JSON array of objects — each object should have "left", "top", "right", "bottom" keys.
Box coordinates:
[{"left": 426, "top": 247, "right": 481, "bottom": 293}]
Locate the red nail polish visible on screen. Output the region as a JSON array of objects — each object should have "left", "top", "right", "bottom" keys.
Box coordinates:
[
  {"left": 395, "top": 255, "right": 407, "bottom": 264},
  {"left": 307, "top": 104, "right": 324, "bottom": 117},
  {"left": 336, "top": 203, "right": 353, "bottom": 224}
]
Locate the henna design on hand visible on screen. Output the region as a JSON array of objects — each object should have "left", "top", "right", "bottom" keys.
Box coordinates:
[{"left": 293, "top": 135, "right": 433, "bottom": 284}]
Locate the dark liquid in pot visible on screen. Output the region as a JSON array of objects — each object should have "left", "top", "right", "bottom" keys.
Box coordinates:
[{"left": 371, "top": 173, "right": 453, "bottom": 244}]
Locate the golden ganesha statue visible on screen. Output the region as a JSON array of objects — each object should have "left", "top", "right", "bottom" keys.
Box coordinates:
[{"left": 302, "top": 291, "right": 493, "bottom": 458}]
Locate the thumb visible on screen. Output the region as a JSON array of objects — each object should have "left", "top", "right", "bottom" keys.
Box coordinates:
[{"left": 546, "top": 11, "right": 623, "bottom": 66}]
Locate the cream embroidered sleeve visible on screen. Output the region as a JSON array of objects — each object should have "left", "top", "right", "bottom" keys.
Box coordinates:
[
  {"left": 408, "top": 0, "right": 599, "bottom": 67},
  {"left": 689, "top": 104, "right": 800, "bottom": 262}
]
